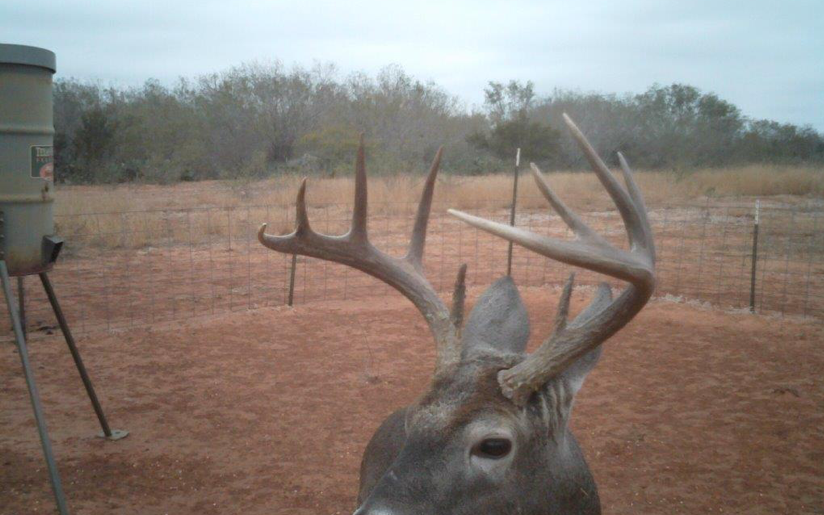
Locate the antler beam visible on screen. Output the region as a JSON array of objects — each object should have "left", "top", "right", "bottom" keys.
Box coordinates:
[
  {"left": 448, "top": 114, "right": 656, "bottom": 406},
  {"left": 258, "top": 137, "right": 463, "bottom": 371}
]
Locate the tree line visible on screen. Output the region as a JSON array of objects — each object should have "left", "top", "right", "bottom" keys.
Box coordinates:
[{"left": 52, "top": 62, "right": 824, "bottom": 184}]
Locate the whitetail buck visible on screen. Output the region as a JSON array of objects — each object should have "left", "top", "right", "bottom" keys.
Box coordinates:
[{"left": 258, "top": 114, "right": 655, "bottom": 514}]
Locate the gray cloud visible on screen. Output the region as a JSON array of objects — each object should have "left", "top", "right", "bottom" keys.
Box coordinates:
[{"left": 3, "top": 0, "right": 823, "bottom": 129}]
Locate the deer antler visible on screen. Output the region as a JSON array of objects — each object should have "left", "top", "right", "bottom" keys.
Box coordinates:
[
  {"left": 448, "top": 114, "right": 656, "bottom": 406},
  {"left": 258, "top": 136, "right": 464, "bottom": 371}
]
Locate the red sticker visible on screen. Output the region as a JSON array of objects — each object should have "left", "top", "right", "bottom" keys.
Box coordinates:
[
  {"left": 40, "top": 162, "right": 54, "bottom": 181},
  {"left": 31, "top": 145, "right": 54, "bottom": 180}
]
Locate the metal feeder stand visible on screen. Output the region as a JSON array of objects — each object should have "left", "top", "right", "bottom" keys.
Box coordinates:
[{"left": 1, "top": 43, "right": 128, "bottom": 515}]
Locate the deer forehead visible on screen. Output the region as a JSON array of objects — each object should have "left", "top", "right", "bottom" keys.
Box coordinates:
[
  {"left": 408, "top": 358, "right": 525, "bottom": 434},
  {"left": 409, "top": 398, "right": 520, "bottom": 436}
]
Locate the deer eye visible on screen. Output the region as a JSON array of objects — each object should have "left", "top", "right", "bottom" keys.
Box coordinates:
[{"left": 473, "top": 438, "right": 512, "bottom": 459}]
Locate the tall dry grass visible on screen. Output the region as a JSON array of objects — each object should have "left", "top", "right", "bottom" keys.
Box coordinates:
[
  {"left": 56, "top": 164, "right": 824, "bottom": 214},
  {"left": 53, "top": 164, "right": 822, "bottom": 250}
]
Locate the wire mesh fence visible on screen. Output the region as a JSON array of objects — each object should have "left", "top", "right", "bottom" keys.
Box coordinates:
[{"left": 4, "top": 197, "right": 823, "bottom": 338}]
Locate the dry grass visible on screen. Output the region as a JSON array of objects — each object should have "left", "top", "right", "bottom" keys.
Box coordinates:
[
  {"left": 56, "top": 164, "right": 823, "bottom": 214},
  {"left": 685, "top": 164, "right": 824, "bottom": 197},
  {"left": 53, "top": 164, "right": 822, "bottom": 250}
]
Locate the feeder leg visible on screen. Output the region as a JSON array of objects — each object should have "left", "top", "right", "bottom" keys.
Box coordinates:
[
  {"left": 18, "top": 276, "right": 26, "bottom": 338},
  {"left": 1, "top": 262, "right": 69, "bottom": 515},
  {"left": 39, "top": 272, "right": 128, "bottom": 441}
]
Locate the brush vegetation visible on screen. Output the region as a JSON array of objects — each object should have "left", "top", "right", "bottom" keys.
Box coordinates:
[{"left": 53, "top": 63, "right": 824, "bottom": 185}]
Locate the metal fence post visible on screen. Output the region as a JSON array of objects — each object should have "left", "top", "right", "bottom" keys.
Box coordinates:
[
  {"left": 287, "top": 254, "right": 298, "bottom": 307},
  {"left": 17, "top": 276, "right": 25, "bottom": 338},
  {"left": 749, "top": 199, "right": 760, "bottom": 313},
  {"left": 506, "top": 148, "right": 521, "bottom": 277}
]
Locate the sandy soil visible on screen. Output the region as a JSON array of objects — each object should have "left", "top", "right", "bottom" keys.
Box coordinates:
[{"left": 2, "top": 288, "right": 823, "bottom": 514}]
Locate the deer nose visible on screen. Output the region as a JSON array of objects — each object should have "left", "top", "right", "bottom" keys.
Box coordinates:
[{"left": 352, "top": 504, "right": 397, "bottom": 515}]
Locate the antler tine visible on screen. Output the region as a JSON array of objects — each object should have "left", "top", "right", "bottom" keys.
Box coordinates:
[
  {"left": 256, "top": 177, "right": 312, "bottom": 244},
  {"left": 617, "top": 152, "right": 655, "bottom": 259},
  {"left": 562, "top": 113, "right": 647, "bottom": 251},
  {"left": 406, "top": 147, "right": 444, "bottom": 269},
  {"left": 450, "top": 263, "right": 468, "bottom": 331},
  {"left": 530, "top": 163, "right": 609, "bottom": 246},
  {"left": 448, "top": 114, "right": 655, "bottom": 406},
  {"left": 570, "top": 283, "right": 612, "bottom": 331},
  {"left": 295, "top": 178, "right": 310, "bottom": 233},
  {"left": 259, "top": 138, "right": 460, "bottom": 373},
  {"left": 447, "top": 209, "right": 649, "bottom": 284},
  {"left": 553, "top": 273, "right": 575, "bottom": 333}
]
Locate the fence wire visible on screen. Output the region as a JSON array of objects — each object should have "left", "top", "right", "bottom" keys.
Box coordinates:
[{"left": 3, "top": 198, "right": 823, "bottom": 337}]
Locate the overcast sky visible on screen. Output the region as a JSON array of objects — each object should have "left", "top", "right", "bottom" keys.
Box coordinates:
[{"left": 4, "top": 0, "right": 823, "bottom": 130}]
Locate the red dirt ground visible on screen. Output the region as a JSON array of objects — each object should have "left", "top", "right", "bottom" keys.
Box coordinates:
[{"left": 2, "top": 288, "right": 823, "bottom": 514}]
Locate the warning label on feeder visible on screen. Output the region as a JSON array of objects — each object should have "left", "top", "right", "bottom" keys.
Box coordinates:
[{"left": 31, "top": 145, "right": 54, "bottom": 181}]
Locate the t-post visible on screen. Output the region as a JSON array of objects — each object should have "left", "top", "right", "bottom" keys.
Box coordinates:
[
  {"left": 749, "top": 199, "right": 760, "bottom": 313},
  {"left": 506, "top": 148, "right": 521, "bottom": 277}
]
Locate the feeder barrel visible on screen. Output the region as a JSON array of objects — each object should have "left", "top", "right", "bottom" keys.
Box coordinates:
[{"left": 0, "top": 44, "right": 59, "bottom": 276}]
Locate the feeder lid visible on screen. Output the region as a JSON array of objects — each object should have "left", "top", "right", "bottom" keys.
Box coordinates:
[{"left": 0, "top": 44, "right": 56, "bottom": 72}]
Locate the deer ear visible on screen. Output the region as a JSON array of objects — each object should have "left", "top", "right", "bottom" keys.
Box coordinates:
[
  {"left": 557, "top": 283, "right": 612, "bottom": 399},
  {"left": 461, "top": 277, "right": 530, "bottom": 359}
]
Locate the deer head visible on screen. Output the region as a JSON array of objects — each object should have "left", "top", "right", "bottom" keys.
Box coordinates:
[{"left": 258, "top": 114, "right": 655, "bottom": 515}]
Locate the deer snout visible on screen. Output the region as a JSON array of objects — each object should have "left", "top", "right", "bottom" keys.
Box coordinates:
[{"left": 352, "top": 504, "right": 400, "bottom": 515}]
